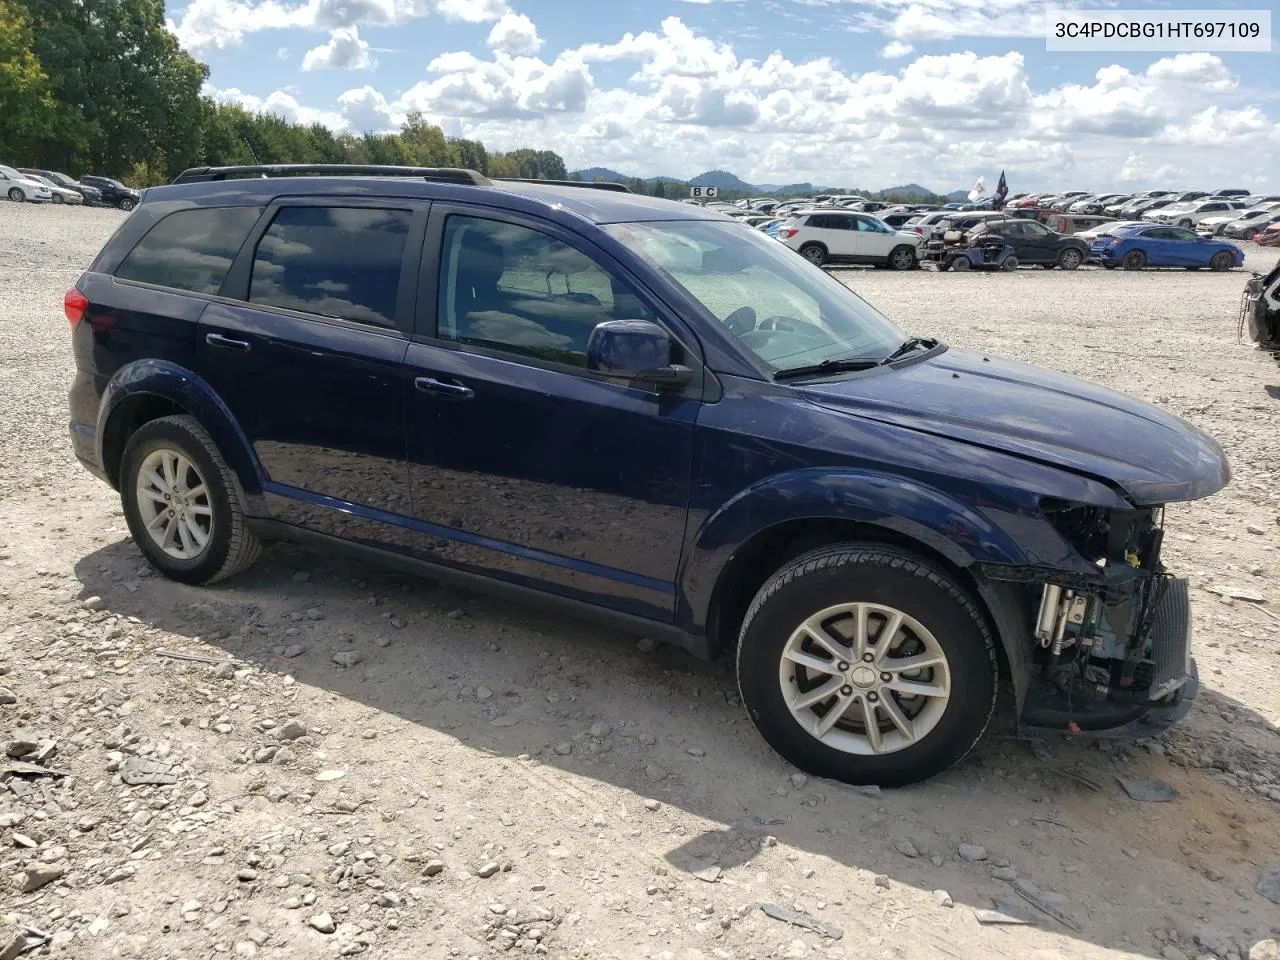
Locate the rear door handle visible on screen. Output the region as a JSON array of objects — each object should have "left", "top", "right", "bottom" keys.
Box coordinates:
[
  {"left": 206, "top": 333, "right": 251, "bottom": 352},
  {"left": 414, "top": 376, "right": 474, "bottom": 399}
]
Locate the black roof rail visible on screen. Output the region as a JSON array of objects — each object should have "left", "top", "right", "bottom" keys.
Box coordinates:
[
  {"left": 495, "top": 177, "right": 631, "bottom": 194},
  {"left": 171, "top": 164, "right": 491, "bottom": 185}
]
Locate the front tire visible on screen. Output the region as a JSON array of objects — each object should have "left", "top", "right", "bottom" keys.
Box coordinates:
[
  {"left": 799, "top": 243, "right": 827, "bottom": 267},
  {"left": 7, "top": 187, "right": 22, "bottom": 202},
  {"left": 1178, "top": 218, "right": 1193, "bottom": 229},
  {"left": 120, "top": 415, "right": 262, "bottom": 585},
  {"left": 52, "top": 194, "right": 64, "bottom": 204},
  {"left": 887, "top": 245, "right": 916, "bottom": 271},
  {"left": 736, "top": 544, "right": 997, "bottom": 786},
  {"left": 118, "top": 198, "right": 136, "bottom": 212},
  {"left": 1209, "top": 250, "right": 1235, "bottom": 271}
]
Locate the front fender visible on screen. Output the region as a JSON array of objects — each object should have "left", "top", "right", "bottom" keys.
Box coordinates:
[{"left": 97, "top": 359, "right": 266, "bottom": 508}]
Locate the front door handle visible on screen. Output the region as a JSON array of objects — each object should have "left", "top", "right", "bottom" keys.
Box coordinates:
[
  {"left": 206, "top": 333, "right": 251, "bottom": 351},
  {"left": 414, "top": 376, "right": 474, "bottom": 399}
]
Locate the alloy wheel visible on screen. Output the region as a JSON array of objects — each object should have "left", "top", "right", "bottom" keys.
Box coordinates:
[
  {"left": 778, "top": 602, "right": 951, "bottom": 756},
  {"left": 134, "top": 448, "right": 214, "bottom": 560}
]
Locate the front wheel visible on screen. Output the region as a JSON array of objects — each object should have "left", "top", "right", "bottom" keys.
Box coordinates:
[
  {"left": 7, "top": 187, "right": 22, "bottom": 202},
  {"left": 887, "top": 245, "right": 916, "bottom": 271},
  {"left": 736, "top": 544, "right": 997, "bottom": 786},
  {"left": 1057, "top": 248, "right": 1083, "bottom": 271},
  {"left": 1209, "top": 250, "right": 1235, "bottom": 272},
  {"left": 118, "top": 198, "right": 136, "bottom": 212},
  {"left": 1001, "top": 256, "right": 1019, "bottom": 272},
  {"left": 120, "top": 414, "right": 262, "bottom": 585},
  {"left": 52, "top": 194, "right": 64, "bottom": 204},
  {"left": 1243, "top": 228, "right": 1257, "bottom": 241},
  {"left": 1178, "top": 218, "right": 1193, "bottom": 229}
]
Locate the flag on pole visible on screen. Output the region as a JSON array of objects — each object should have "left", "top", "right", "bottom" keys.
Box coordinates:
[
  {"left": 993, "top": 170, "right": 1008, "bottom": 208},
  {"left": 967, "top": 176, "right": 986, "bottom": 204}
]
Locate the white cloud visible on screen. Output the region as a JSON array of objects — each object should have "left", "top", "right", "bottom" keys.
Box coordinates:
[
  {"left": 203, "top": 83, "right": 347, "bottom": 129},
  {"left": 302, "top": 26, "right": 375, "bottom": 71},
  {"left": 168, "top": 0, "right": 509, "bottom": 55},
  {"left": 395, "top": 50, "right": 591, "bottom": 117},
  {"left": 486, "top": 11, "right": 541, "bottom": 55},
  {"left": 338, "top": 85, "right": 399, "bottom": 131},
  {"left": 879, "top": 40, "right": 914, "bottom": 58},
  {"left": 276, "top": 46, "right": 289, "bottom": 59}
]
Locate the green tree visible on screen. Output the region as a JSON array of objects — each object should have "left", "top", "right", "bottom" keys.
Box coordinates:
[{"left": 0, "top": 0, "right": 55, "bottom": 157}]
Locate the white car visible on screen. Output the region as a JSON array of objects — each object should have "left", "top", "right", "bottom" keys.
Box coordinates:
[
  {"left": 0, "top": 164, "right": 53, "bottom": 203},
  {"left": 26, "top": 174, "right": 83, "bottom": 205},
  {"left": 1198, "top": 202, "right": 1279, "bottom": 236},
  {"left": 1150, "top": 198, "right": 1247, "bottom": 228},
  {"left": 778, "top": 209, "right": 924, "bottom": 269}
]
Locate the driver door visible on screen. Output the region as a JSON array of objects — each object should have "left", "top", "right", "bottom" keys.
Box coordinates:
[
  {"left": 852, "top": 216, "right": 893, "bottom": 260},
  {"left": 403, "top": 207, "right": 700, "bottom": 621}
]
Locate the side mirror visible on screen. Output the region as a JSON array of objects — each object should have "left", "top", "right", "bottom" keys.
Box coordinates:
[{"left": 586, "top": 319, "right": 692, "bottom": 390}]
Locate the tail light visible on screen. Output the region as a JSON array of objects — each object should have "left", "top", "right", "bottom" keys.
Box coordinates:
[
  {"left": 64, "top": 288, "right": 89, "bottom": 328},
  {"left": 778, "top": 227, "right": 797, "bottom": 240}
]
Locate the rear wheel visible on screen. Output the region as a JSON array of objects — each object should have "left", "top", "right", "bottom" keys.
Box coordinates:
[
  {"left": 799, "top": 243, "right": 827, "bottom": 267},
  {"left": 120, "top": 415, "right": 262, "bottom": 585},
  {"left": 887, "top": 245, "right": 916, "bottom": 271},
  {"left": 1001, "top": 256, "right": 1019, "bottom": 271},
  {"left": 1122, "top": 250, "right": 1146, "bottom": 271},
  {"left": 1057, "top": 248, "right": 1083, "bottom": 271},
  {"left": 736, "top": 545, "right": 998, "bottom": 786},
  {"left": 949, "top": 255, "right": 970, "bottom": 272},
  {"left": 7, "top": 187, "right": 22, "bottom": 202},
  {"left": 1209, "top": 250, "right": 1235, "bottom": 272}
]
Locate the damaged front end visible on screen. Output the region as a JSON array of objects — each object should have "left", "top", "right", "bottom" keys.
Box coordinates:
[
  {"left": 1240, "top": 261, "right": 1280, "bottom": 352},
  {"left": 985, "top": 503, "right": 1197, "bottom": 734}
]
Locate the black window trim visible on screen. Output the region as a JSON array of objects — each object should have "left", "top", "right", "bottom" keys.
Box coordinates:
[
  {"left": 220, "top": 195, "right": 430, "bottom": 338},
  {"left": 411, "top": 201, "right": 708, "bottom": 399}
]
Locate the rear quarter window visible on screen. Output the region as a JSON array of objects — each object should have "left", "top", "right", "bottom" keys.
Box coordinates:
[{"left": 115, "top": 207, "right": 264, "bottom": 294}]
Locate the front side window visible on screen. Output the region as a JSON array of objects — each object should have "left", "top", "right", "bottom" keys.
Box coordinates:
[
  {"left": 608, "top": 219, "right": 904, "bottom": 373},
  {"left": 437, "top": 215, "right": 654, "bottom": 368},
  {"left": 1170, "top": 228, "right": 1199, "bottom": 241},
  {"left": 249, "top": 206, "right": 411, "bottom": 328},
  {"left": 116, "top": 207, "right": 263, "bottom": 294}
]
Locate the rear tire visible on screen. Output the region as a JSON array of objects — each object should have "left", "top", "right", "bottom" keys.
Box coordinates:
[
  {"left": 799, "top": 243, "right": 827, "bottom": 267},
  {"left": 1057, "top": 248, "right": 1083, "bottom": 271},
  {"left": 949, "top": 255, "right": 970, "bottom": 272},
  {"left": 1209, "top": 250, "right": 1235, "bottom": 272},
  {"left": 120, "top": 415, "right": 262, "bottom": 585},
  {"left": 1001, "top": 256, "right": 1019, "bottom": 272},
  {"left": 1122, "top": 250, "right": 1146, "bottom": 271},
  {"left": 736, "top": 544, "right": 998, "bottom": 787}
]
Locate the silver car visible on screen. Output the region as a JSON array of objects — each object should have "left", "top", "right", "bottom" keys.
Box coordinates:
[{"left": 0, "top": 164, "right": 53, "bottom": 203}]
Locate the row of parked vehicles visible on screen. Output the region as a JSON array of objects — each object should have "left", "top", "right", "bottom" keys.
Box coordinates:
[
  {"left": 705, "top": 187, "right": 1272, "bottom": 272},
  {"left": 0, "top": 165, "right": 141, "bottom": 210}
]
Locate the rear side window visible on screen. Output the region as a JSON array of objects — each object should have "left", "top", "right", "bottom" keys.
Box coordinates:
[
  {"left": 115, "top": 207, "right": 263, "bottom": 294},
  {"left": 248, "top": 206, "right": 411, "bottom": 328}
]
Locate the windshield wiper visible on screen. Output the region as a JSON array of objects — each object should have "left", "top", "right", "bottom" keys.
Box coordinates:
[
  {"left": 879, "top": 336, "right": 938, "bottom": 364},
  {"left": 773, "top": 357, "right": 882, "bottom": 380}
]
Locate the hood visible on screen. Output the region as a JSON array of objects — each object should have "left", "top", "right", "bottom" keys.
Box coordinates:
[{"left": 798, "top": 348, "right": 1229, "bottom": 505}]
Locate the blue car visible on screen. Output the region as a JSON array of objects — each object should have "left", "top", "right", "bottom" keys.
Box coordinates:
[
  {"left": 1092, "top": 224, "right": 1244, "bottom": 270},
  {"left": 66, "top": 164, "right": 1228, "bottom": 786}
]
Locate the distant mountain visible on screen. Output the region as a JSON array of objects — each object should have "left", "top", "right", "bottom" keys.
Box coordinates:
[
  {"left": 573, "top": 166, "right": 635, "bottom": 183},
  {"left": 946, "top": 189, "right": 970, "bottom": 201},
  {"left": 881, "top": 182, "right": 936, "bottom": 199},
  {"left": 688, "top": 169, "right": 758, "bottom": 192},
  {"left": 756, "top": 182, "right": 816, "bottom": 194}
]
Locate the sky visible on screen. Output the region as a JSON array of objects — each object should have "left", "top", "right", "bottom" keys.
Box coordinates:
[{"left": 164, "top": 0, "right": 1280, "bottom": 192}]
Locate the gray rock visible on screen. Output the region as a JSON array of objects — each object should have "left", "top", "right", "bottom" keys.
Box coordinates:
[
  {"left": 477, "top": 862, "right": 500, "bottom": 878},
  {"left": 308, "top": 913, "right": 336, "bottom": 934},
  {"left": 1247, "top": 524, "right": 1265, "bottom": 536},
  {"left": 19, "top": 863, "right": 64, "bottom": 892},
  {"left": 377, "top": 893, "right": 401, "bottom": 908},
  {"left": 553, "top": 742, "right": 573, "bottom": 756},
  {"left": 238, "top": 868, "right": 259, "bottom": 882},
  {"left": 644, "top": 764, "right": 668, "bottom": 781},
  {"left": 211, "top": 661, "right": 236, "bottom": 680},
  {"left": 275, "top": 720, "right": 307, "bottom": 742},
  {"left": 893, "top": 838, "right": 919, "bottom": 859},
  {"left": 1161, "top": 947, "right": 1189, "bottom": 960},
  {"left": 958, "top": 843, "right": 988, "bottom": 862},
  {"left": 643, "top": 799, "right": 661, "bottom": 811},
  {"left": 636, "top": 637, "right": 658, "bottom": 654},
  {"left": 873, "top": 875, "right": 891, "bottom": 889},
  {"left": 0, "top": 933, "right": 27, "bottom": 960},
  {"left": 1258, "top": 867, "right": 1280, "bottom": 904},
  {"left": 1195, "top": 926, "right": 1237, "bottom": 957},
  {"left": 589, "top": 722, "right": 612, "bottom": 738},
  {"left": 0, "top": 687, "right": 17, "bottom": 705},
  {"left": 933, "top": 890, "right": 953, "bottom": 908},
  {"left": 789, "top": 772, "right": 808, "bottom": 789},
  {"left": 332, "top": 651, "right": 363, "bottom": 668},
  {"left": 992, "top": 866, "right": 1018, "bottom": 881},
  {"left": 283, "top": 644, "right": 306, "bottom": 659},
  {"left": 83, "top": 595, "right": 106, "bottom": 611},
  {"left": 422, "top": 860, "right": 445, "bottom": 877},
  {"left": 1249, "top": 940, "right": 1280, "bottom": 960},
  {"left": 476, "top": 685, "right": 493, "bottom": 701},
  {"left": 104, "top": 865, "right": 135, "bottom": 884}
]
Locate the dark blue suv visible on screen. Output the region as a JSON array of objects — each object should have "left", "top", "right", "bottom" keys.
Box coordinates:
[{"left": 66, "top": 165, "right": 1229, "bottom": 786}]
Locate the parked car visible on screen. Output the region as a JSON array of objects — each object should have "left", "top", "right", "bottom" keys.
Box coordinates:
[
  {"left": 1090, "top": 224, "right": 1244, "bottom": 271},
  {"left": 80, "top": 175, "right": 141, "bottom": 211},
  {"left": 65, "top": 163, "right": 1224, "bottom": 785},
  {"left": 965, "top": 218, "right": 1090, "bottom": 269},
  {"left": 1202, "top": 203, "right": 1280, "bottom": 237},
  {"left": 1257, "top": 222, "right": 1280, "bottom": 247},
  {"left": 778, "top": 210, "right": 923, "bottom": 269},
  {"left": 1076, "top": 220, "right": 1149, "bottom": 247},
  {"left": 1043, "top": 214, "right": 1114, "bottom": 236},
  {"left": 1070, "top": 194, "right": 1129, "bottom": 215},
  {"left": 757, "top": 218, "right": 786, "bottom": 236},
  {"left": 18, "top": 169, "right": 103, "bottom": 205},
  {"left": 1118, "top": 197, "right": 1174, "bottom": 218},
  {"left": 0, "top": 164, "right": 53, "bottom": 203},
  {"left": 1151, "top": 199, "right": 1247, "bottom": 227},
  {"left": 880, "top": 212, "right": 921, "bottom": 229},
  {"left": 1211, "top": 188, "right": 1250, "bottom": 198},
  {"left": 24, "top": 174, "right": 83, "bottom": 205},
  {"left": 1221, "top": 209, "right": 1280, "bottom": 241}
]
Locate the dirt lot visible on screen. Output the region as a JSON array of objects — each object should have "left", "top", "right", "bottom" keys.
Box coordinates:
[{"left": 1, "top": 202, "right": 1278, "bottom": 960}]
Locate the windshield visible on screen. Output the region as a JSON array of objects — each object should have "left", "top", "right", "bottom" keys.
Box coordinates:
[
  {"left": 607, "top": 220, "right": 904, "bottom": 372},
  {"left": 0, "top": 165, "right": 22, "bottom": 179}
]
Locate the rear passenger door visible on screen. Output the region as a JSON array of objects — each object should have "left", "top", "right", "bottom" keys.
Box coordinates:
[
  {"left": 806, "top": 215, "right": 855, "bottom": 259},
  {"left": 198, "top": 198, "right": 427, "bottom": 544}
]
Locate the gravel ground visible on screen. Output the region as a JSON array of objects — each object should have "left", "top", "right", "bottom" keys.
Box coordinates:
[{"left": 1, "top": 201, "right": 1278, "bottom": 960}]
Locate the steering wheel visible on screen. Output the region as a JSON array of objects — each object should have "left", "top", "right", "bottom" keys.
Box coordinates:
[
  {"left": 759, "top": 315, "right": 830, "bottom": 342},
  {"left": 723, "top": 305, "right": 757, "bottom": 335}
]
